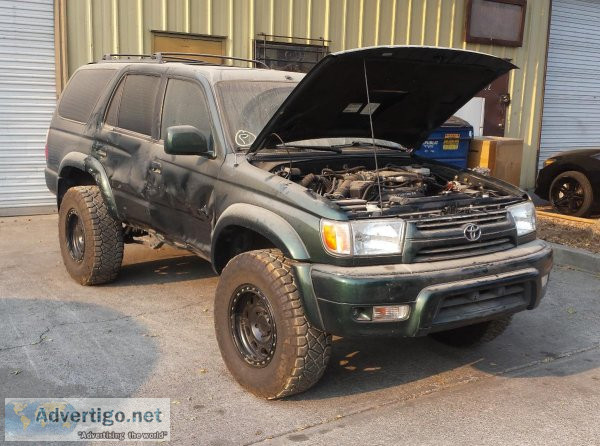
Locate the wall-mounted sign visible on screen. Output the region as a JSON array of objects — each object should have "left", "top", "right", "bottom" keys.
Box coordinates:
[{"left": 465, "top": 0, "right": 527, "bottom": 47}]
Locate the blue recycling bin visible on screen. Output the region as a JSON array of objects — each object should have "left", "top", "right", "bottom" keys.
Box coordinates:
[{"left": 416, "top": 116, "right": 473, "bottom": 169}]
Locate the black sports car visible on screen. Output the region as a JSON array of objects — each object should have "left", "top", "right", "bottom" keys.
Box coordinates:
[{"left": 535, "top": 148, "right": 600, "bottom": 217}]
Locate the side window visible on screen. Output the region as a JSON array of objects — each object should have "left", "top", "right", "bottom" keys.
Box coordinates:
[
  {"left": 105, "top": 74, "right": 161, "bottom": 136},
  {"left": 161, "top": 79, "right": 212, "bottom": 143},
  {"left": 58, "top": 69, "right": 116, "bottom": 122},
  {"left": 105, "top": 78, "right": 124, "bottom": 126}
]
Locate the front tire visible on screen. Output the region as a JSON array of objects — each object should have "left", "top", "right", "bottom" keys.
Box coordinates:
[
  {"left": 429, "top": 315, "right": 513, "bottom": 347},
  {"left": 58, "top": 186, "right": 124, "bottom": 285},
  {"left": 214, "top": 249, "right": 332, "bottom": 399}
]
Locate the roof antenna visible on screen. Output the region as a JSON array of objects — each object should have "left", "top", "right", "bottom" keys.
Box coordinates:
[{"left": 362, "top": 59, "right": 384, "bottom": 213}]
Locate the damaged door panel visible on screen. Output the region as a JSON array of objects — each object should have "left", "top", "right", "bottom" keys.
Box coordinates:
[
  {"left": 145, "top": 77, "right": 221, "bottom": 254},
  {"left": 97, "top": 72, "right": 163, "bottom": 227}
]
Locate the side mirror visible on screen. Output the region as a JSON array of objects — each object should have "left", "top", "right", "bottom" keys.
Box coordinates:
[{"left": 165, "top": 125, "right": 212, "bottom": 156}]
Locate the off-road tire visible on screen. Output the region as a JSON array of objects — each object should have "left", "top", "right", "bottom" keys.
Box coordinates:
[
  {"left": 550, "top": 170, "right": 594, "bottom": 217},
  {"left": 429, "top": 315, "right": 513, "bottom": 347},
  {"left": 214, "top": 249, "right": 332, "bottom": 399},
  {"left": 58, "top": 186, "right": 123, "bottom": 285}
]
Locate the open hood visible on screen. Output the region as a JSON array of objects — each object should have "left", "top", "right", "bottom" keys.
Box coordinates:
[{"left": 249, "top": 46, "right": 516, "bottom": 153}]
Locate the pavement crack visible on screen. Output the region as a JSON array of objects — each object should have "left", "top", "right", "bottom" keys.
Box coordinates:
[
  {"left": 497, "top": 342, "right": 600, "bottom": 375},
  {"left": 0, "top": 302, "right": 203, "bottom": 353},
  {"left": 0, "top": 327, "right": 50, "bottom": 352}
]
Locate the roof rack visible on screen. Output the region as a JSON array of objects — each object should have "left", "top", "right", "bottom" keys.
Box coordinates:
[
  {"left": 102, "top": 53, "right": 159, "bottom": 62},
  {"left": 155, "top": 52, "right": 269, "bottom": 68},
  {"left": 153, "top": 55, "right": 215, "bottom": 66},
  {"left": 99, "top": 52, "right": 269, "bottom": 68}
]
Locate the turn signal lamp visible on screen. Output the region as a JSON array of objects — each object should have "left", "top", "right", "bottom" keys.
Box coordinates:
[{"left": 321, "top": 220, "right": 351, "bottom": 255}]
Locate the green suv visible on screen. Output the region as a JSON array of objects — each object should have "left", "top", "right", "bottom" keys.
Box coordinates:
[{"left": 45, "top": 46, "right": 553, "bottom": 399}]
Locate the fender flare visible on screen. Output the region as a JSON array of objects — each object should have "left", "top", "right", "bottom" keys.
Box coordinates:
[
  {"left": 58, "top": 153, "right": 122, "bottom": 220},
  {"left": 211, "top": 203, "right": 310, "bottom": 266}
]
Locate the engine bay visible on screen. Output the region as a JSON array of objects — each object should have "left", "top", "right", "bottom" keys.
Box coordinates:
[{"left": 258, "top": 156, "right": 523, "bottom": 219}]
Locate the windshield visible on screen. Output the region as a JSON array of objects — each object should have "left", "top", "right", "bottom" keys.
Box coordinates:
[
  {"left": 215, "top": 80, "right": 406, "bottom": 152},
  {"left": 215, "top": 80, "right": 296, "bottom": 149}
]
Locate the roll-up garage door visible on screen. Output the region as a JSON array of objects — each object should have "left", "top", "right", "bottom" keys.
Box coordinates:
[
  {"left": 0, "top": 0, "right": 56, "bottom": 215},
  {"left": 539, "top": 0, "right": 600, "bottom": 169}
]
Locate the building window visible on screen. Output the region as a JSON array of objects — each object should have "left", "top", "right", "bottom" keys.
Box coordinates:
[
  {"left": 151, "top": 31, "right": 226, "bottom": 62},
  {"left": 254, "top": 33, "right": 329, "bottom": 73},
  {"left": 465, "top": 0, "right": 527, "bottom": 47}
]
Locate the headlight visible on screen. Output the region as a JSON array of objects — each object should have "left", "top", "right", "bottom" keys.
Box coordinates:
[
  {"left": 508, "top": 201, "right": 536, "bottom": 236},
  {"left": 543, "top": 158, "right": 556, "bottom": 167},
  {"left": 352, "top": 220, "right": 405, "bottom": 255},
  {"left": 321, "top": 219, "right": 405, "bottom": 256}
]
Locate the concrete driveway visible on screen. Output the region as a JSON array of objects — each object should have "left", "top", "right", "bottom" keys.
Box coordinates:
[{"left": 1, "top": 214, "right": 599, "bottom": 445}]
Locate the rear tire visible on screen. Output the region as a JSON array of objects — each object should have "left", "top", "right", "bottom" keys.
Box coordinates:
[
  {"left": 429, "top": 315, "right": 513, "bottom": 347},
  {"left": 214, "top": 249, "right": 332, "bottom": 399},
  {"left": 550, "top": 171, "right": 594, "bottom": 217},
  {"left": 58, "top": 186, "right": 124, "bottom": 285}
]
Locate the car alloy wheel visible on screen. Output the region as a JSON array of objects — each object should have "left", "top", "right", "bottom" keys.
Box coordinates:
[{"left": 551, "top": 176, "right": 585, "bottom": 214}]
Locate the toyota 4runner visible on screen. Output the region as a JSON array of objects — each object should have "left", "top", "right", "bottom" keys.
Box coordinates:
[{"left": 45, "top": 46, "right": 553, "bottom": 399}]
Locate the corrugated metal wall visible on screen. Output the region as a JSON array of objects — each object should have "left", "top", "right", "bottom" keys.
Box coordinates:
[
  {"left": 0, "top": 0, "right": 56, "bottom": 215},
  {"left": 539, "top": 0, "right": 600, "bottom": 168},
  {"left": 63, "top": 0, "right": 551, "bottom": 188}
]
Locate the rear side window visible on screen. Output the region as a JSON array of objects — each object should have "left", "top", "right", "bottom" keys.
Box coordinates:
[
  {"left": 58, "top": 69, "right": 116, "bottom": 123},
  {"left": 105, "top": 74, "right": 161, "bottom": 136}
]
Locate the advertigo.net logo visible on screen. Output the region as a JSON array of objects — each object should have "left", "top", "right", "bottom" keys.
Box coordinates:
[{"left": 5, "top": 398, "right": 170, "bottom": 442}]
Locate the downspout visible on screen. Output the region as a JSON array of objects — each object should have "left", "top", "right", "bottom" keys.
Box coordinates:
[
  {"left": 533, "top": 0, "right": 554, "bottom": 183},
  {"left": 53, "top": 0, "right": 68, "bottom": 96}
]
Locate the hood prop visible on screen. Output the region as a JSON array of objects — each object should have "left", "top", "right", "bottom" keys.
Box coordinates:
[{"left": 363, "top": 59, "right": 384, "bottom": 213}]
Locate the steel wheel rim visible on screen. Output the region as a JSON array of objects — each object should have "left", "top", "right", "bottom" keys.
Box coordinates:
[
  {"left": 66, "top": 209, "right": 85, "bottom": 261},
  {"left": 230, "top": 285, "right": 277, "bottom": 368},
  {"left": 551, "top": 177, "right": 585, "bottom": 214}
]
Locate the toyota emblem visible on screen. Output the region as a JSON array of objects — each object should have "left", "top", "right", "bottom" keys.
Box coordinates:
[{"left": 463, "top": 223, "right": 482, "bottom": 242}]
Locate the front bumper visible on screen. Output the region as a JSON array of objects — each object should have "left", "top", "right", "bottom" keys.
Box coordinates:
[{"left": 293, "top": 240, "right": 553, "bottom": 337}]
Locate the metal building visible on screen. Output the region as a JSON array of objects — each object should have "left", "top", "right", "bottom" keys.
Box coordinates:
[
  {"left": 1, "top": 0, "right": 559, "bottom": 215},
  {"left": 56, "top": 0, "right": 552, "bottom": 191},
  {"left": 539, "top": 0, "right": 600, "bottom": 167},
  {"left": 0, "top": 0, "right": 57, "bottom": 215}
]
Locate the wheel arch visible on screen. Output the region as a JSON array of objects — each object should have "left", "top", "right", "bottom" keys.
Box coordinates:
[
  {"left": 57, "top": 153, "right": 121, "bottom": 220},
  {"left": 211, "top": 204, "right": 310, "bottom": 274}
]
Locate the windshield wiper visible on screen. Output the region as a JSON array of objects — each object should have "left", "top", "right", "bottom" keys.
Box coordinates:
[
  {"left": 250, "top": 140, "right": 409, "bottom": 157},
  {"left": 273, "top": 144, "right": 343, "bottom": 153},
  {"left": 331, "top": 140, "right": 409, "bottom": 151}
]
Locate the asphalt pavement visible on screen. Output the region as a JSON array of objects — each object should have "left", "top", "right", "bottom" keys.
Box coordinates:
[{"left": 1, "top": 214, "right": 599, "bottom": 445}]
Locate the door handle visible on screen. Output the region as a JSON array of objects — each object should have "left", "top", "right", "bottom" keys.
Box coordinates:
[{"left": 149, "top": 161, "right": 162, "bottom": 174}]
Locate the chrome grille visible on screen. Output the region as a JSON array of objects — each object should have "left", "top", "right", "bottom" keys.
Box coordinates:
[{"left": 415, "top": 209, "right": 508, "bottom": 231}]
